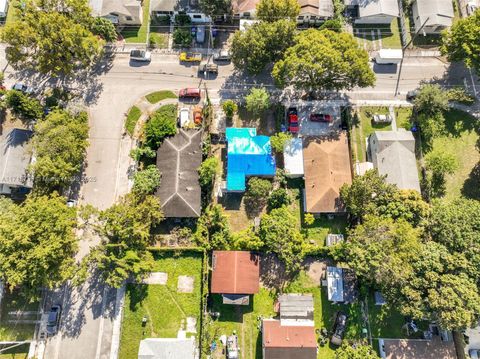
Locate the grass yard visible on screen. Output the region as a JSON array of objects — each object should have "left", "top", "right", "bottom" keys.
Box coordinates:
[
  {"left": 428, "top": 109, "right": 480, "bottom": 200},
  {"left": 394, "top": 107, "right": 413, "bottom": 130},
  {"left": 353, "top": 20, "right": 402, "bottom": 50},
  {"left": 119, "top": 251, "right": 203, "bottom": 359},
  {"left": 0, "top": 291, "right": 38, "bottom": 342},
  {"left": 125, "top": 106, "right": 142, "bottom": 136},
  {"left": 149, "top": 32, "right": 168, "bottom": 48},
  {"left": 145, "top": 90, "right": 177, "bottom": 104},
  {"left": 120, "top": 0, "right": 150, "bottom": 43}
]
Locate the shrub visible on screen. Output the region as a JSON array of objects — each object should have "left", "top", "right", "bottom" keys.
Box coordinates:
[
  {"left": 174, "top": 14, "right": 191, "bottom": 26},
  {"left": 246, "top": 177, "right": 272, "bottom": 204},
  {"left": 245, "top": 87, "right": 270, "bottom": 115},
  {"left": 130, "top": 147, "right": 157, "bottom": 162},
  {"left": 446, "top": 87, "right": 475, "bottom": 105},
  {"left": 222, "top": 100, "right": 238, "bottom": 119},
  {"left": 320, "top": 19, "right": 342, "bottom": 32},
  {"left": 145, "top": 104, "right": 177, "bottom": 149},
  {"left": 270, "top": 132, "right": 292, "bottom": 152},
  {"left": 173, "top": 28, "right": 193, "bottom": 47},
  {"left": 198, "top": 157, "right": 219, "bottom": 187},
  {"left": 267, "top": 188, "right": 291, "bottom": 211},
  {"left": 133, "top": 165, "right": 162, "bottom": 196},
  {"left": 5, "top": 90, "right": 43, "bottom": 121},
  {"left": 91, "top": 17, "right": 117, "bottom": 42}
]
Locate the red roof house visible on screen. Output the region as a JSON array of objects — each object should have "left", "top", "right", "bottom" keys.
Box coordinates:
[{"left": 211, "top": 251, "right": 260, "bottom": 305}]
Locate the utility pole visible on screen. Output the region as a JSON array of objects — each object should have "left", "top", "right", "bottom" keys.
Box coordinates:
[{"left": 394, "top": 17, "right": 430, "bottom": 97}]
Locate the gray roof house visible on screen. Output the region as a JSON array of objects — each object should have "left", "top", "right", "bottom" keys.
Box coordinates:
[
  {"left": 89, "top": 0, "right": 143, "bottom": 25},
  {"left": 0, "top": 128, "right": 33, "bottom": 195},
  {"left": 138, "top": 337, "right": 198, "bottom": 359},
  {"left": 150, "top": 0, "right": 188, "bottom": 15},
  {"left": 368, "top": 129, "right": 421, "bottom": 192},
  {"left": 345, "top": 0, "right": 399, "bottom": 24},
  {"left": 279, "top": 294, "right": 314, "bottom": 326},
  {"left": 297, "top": 0, "right": 334, "bottom": 24},
  {"left": 412, "top": 0, "right": 453, "bottom": 34},
  {"left": 155, "top": 129, "right": 202, "bottom": 218}
]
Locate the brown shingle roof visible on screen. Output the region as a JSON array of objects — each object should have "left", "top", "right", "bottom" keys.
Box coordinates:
[
  {"left": 303, "top": 132, "right": 352, "bottom": 213},
  {"left": 262, "top": 319, "right": 317, "bottom": 359},
  {"left": 211, "top": 251, "right": 260, "bottom": 294}
]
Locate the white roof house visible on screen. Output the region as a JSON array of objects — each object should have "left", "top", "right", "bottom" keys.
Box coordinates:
[
  {"left": 345, "top": 0, "right": 399, "bottom": 24},
  {"left": 368, "top": 129, "right": 421, "bottom": 192},
  {"left": 326, "top": 266, "right": 344, "bottom": 302},
  {"left": 138, "top": 338, "right": 198, "bottom": 359},
  {"left": 89, "top": 0, "right": 143, "bottom": 25},
  {"left": 283, "top": 138, "right": 304, "bottom": 178},
  {"left": 412, "top": 0, "right": 454, "bottom": 34}
]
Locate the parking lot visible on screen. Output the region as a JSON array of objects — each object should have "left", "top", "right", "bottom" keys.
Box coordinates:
[{"left": 288, "top": 103, "right": 342, "bottom": 136}]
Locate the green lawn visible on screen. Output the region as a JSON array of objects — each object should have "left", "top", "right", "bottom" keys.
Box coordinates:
[
  {"left": 285, "top": 271, "right": 364, "bottom": 359},
  {"left": 149, "top": 33, "right": 168, "bottom": 48},
  {"left": 0, "top": 0, "right": 19, "bottom": 35},
  {"left": 394, "top": 107, "right": 413, "bottom": 130},
  {"left": 358, "top": 107, "right": 392, "bottom": 139},
  {"left": 353, "top": 20, "right": 402, "bottom": 50},
  {"left": 119, "top": 251, "right": 203, "bottom": 359},
  {"left": 0, "top": 290, "right": 38, "bottom": 342},
  {"left": 120, "top": 0, "right": 150, "bottom": 43},
  {"left": 125, "top": 106, "right": 142, "bottom": 136},
  {"left": 428, "top": 109, "right": 480, "bottom": 200},
  {"left": 145, "top": 90, "right": 177, "bottom": 104}
]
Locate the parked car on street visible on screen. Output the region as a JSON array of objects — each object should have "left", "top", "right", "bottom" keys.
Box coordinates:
[
  {"left": 12, "top": 83, "right": 34, "bottom": 95},
  {"left": 372, "top": 114, "right": 393, "bottom": 124},
  {"left": 469, "top": 349, "right": 480, "bottom": 359},
  {"left": 46, "top": 304, "right": 62, "bottom": 336},
  {"left": 310, "top": 113, "right": 332, "bottom": 122},
  {"left": 179, "top": 88, "right": 201, "bottom": 101},
  {"left": 129, "top": 49, "right": 151, "bottom": 62},
  {"left": 331, "top": 311, "right": 347, "bottom": 346},
  {"left": 287, "top": 107, "right": 299, "bottom": 133},
  {"left": 179, "top": 52, "right": 202, "bottom": 62},
  {"left": 198, "top": 62, "right": 218, "bottom": 75},
  {"left": 213, "top": 50, "right": 231, "bottom": 62}
]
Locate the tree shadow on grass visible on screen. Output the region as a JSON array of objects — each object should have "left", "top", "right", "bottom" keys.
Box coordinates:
[
  {"left": 461, "top": 162, "right": 480, "bottom": 200},
  {"left": 127, "top": 283, "right": 149, "bottom": 311}
]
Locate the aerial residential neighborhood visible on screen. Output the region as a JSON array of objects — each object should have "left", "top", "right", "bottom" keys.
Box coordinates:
[{"left": 0, "top": 0, "right": 480, "bottom": 358}]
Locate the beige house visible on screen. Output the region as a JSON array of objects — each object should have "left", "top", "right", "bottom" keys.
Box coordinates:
[{"left": 89, "top": 0, "right": 143, "bottom": 25}]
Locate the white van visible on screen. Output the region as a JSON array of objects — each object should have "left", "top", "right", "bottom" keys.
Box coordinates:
[{"left": 374, "top": 49, "right": 403, "bottom": 65}]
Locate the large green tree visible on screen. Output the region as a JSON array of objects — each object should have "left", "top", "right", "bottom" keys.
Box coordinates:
[
  {"left": 2, "top": 0, "right": 104, "bottom": 77},
  {"left": 132, "top": 165, "right": 161, "bottom": 196},
  {"left": 272, "top": 29, "right": 375, "bottom": 93},
  {"left": 256, "top": 0, "right": 300, "bottom": 22},
  {"left": 145, "top": 104, "right": 177, "bottom": 149},
  {"left": 335, "top": 342, "right": 380, "bottom": 359},
  {"left": 194, "top": 204, "right": 232, "bottom": 250},
  {"left": 200, "top": 0, "right": 231, "bottom": 18},
  {"left": 30, "top": 109, "right": 89, "bottom": 191},
  {"left": 258, "top": 206, "right": 305, "bottom": 274},
  {"left": 441, "top": 10, "right": 480, "bottom": 74},
  {"left": 0, "top": 193, "right": 78, "bottom": 299},
  {"left": 87, "top": 194, "right": 164, "bottom": 288},
  {"left": 231, "top": 19, "right": 296, "bottom": 74},
  {"left": 414, "top": 84, "right": 449, "bottom": 118},
  {"left": 425, "top": 149, "right": 458, "bottom": 197},
  {"left": 245, "top": 87, "right": 270, "bottom": 115}
]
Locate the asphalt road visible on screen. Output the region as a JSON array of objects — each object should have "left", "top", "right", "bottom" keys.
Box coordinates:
[{"left": 0, "top": 48, "right": 477, "bottom": 359}]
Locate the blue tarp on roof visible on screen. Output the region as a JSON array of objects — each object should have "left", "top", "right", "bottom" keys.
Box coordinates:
[{"left": 226, "top": 127, "right": 276, "bottom": 191}]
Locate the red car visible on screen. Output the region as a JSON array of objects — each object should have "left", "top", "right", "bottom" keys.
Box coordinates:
[
  {"left": 179, "top": 88, "right": 201, "bottom": 100},
  {"left": 310, "top": 113, "right": 332, "bottom": 122},
  {"left": 287, "top": 107, "right": 299, "bottom": 133}
]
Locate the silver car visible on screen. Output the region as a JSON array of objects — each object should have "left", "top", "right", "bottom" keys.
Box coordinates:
[
  {"left": 130, "top": 49, "right": 151, "bottom": 62},
  {"left": 213, "top": 50, "right": 231, "bottom": 62}
]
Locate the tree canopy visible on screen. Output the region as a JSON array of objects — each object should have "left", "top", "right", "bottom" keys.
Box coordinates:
[
  {"left": 132, "top": 165, "right": 161, "bottom": 196},
  {"left": 272, "top": 29, "right": 375, "bottom": 93},
  {"left": 91, "top": 17, "right": 117, "bottom": 42},
  {"left": 245, "top": 87, "right": 270, "bottom": 115},
  {"left": 259, "top": 206, "right": 305, "bottom": 274},
  {"left": 0, "top": 193, "right": 78, "bottom": 299},
  {"left": 441, "top": 10, "right": 480, "bottom": 74},
  {"left": 145, "top": 104, "right": 177, "bottom": 149},
  {"left": 198, "top": 157, "right": 219, "bottom": 187},
  {"left": 31, "top": 109, "right": 89, "bottom": 191},
  {"left": 194, "top": 204, "right": 232, "bottom": 250},
  {"left": 88, "top": 193, "right": 164, "bottom": 287},
  {"left": 256, "top": 0, "right": 300, "bottom": 22},
  {"left": 335, "top": 342, "right": 380, "bottom": 359},
  {"left": 2, "top": 0, "right": 104, "bottom": 76},
  {"left": 231, "top": 20, "right": 296, "bottom": 74}
]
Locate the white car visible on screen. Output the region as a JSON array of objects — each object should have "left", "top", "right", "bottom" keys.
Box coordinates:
[
  {"left": 178, "top": 108, "right": 190, "bottom": 127},
  {"left": 470, "top": 349, "right": 480, "bottom": 359},
  {"left": 373, "top": 114, "right": 393, "bottom": 124},
  {"left": 130, "top": 49, "right": 151, "bottom": 62}
]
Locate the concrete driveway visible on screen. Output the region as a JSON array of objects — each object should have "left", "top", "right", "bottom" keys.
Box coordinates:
[{"left": 291, "top": 102, "right": 341, "bottom": 136}]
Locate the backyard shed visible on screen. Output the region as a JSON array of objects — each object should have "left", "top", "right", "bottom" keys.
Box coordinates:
[
  {"left": 279, "top": 294, "right": 314, "bottom": 326},
  {"left": 211, "top": 251, "right": 260, "bottom": 305},
  {"left": 155, "top": 129, "right": 202, "bottom": 218},
  {"left": 225, "top": 128, "right": 275, "bottom": 192},
  {"left": 283, "top": 138, "right": 304, "bottom": 178}
]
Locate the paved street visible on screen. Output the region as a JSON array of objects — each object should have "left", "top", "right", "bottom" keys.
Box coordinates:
[{"left": 0, "top": 46, "right": 477, "bottom": 359}]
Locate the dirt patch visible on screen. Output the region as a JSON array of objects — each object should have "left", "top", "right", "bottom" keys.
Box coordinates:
[
  {"left": 303, "top": 258, "right": 329, "bottom": 285},
  {"left": 260, "top": 254, "right": 287, "bottom": 290},
  {"left": 177, "top": 275, "right": 194, "bottom": 293}
]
